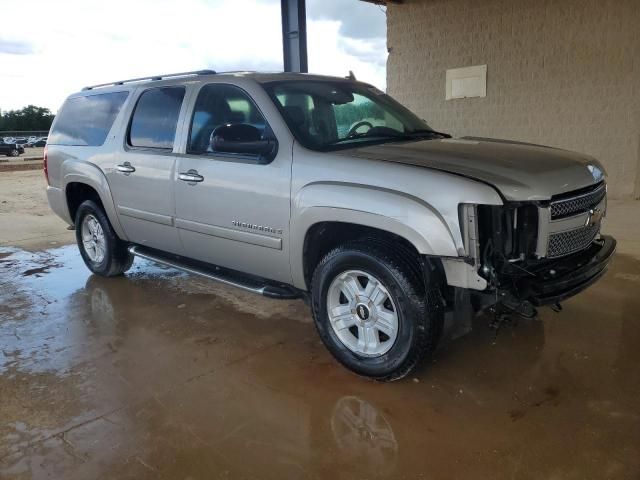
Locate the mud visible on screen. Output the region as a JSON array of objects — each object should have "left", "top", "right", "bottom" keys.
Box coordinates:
[{"left": 1, "top": 245, "right": 639, "bottom": 479}]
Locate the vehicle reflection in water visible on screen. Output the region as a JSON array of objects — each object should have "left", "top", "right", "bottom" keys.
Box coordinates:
[
  {"left": 79, "top": 274, "right": 401, "bottom": 478},
  {"left": 88, "top": 281, "right": 115, "bottom": 325},
  {"left": 331, "top": 396, "right": 398, "bottom": 475}
]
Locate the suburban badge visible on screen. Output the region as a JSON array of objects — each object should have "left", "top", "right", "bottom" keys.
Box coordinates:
[{"left": 232, "top": 220, "right": 283, "bottom": 235}]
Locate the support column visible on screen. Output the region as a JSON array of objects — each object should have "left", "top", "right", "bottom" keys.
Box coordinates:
[{"left": 281, "top": 0, "right": 308, "bottom": 73}]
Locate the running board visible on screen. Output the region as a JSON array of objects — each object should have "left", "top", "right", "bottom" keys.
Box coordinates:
[{"left": 128, "top": 245, "right": 301, "bottom": 299}]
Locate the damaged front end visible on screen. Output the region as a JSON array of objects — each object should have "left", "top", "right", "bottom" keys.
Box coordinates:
[{"left": 460, "top": 181, "right": 616, "bottom": 321}]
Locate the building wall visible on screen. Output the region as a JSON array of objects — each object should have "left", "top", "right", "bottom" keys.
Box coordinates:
[{"left": 386, "top": 0, "right": 640, "bottom": 199}]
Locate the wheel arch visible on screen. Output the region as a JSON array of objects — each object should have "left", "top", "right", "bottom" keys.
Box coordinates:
[
  {"left": 291, "top": 184, "right": 460, "bottom": 290},
  {"left": 66, "top": 183, "right": 105, "bottom": 221},
  {"left": 62, "top": 161, "right": 128, "bottom": 240}
]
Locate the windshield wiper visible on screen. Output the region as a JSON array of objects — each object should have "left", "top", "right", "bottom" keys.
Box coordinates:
[
  {"left": 326, "top": 128, "right": 450, "bottom": 147},
  {"left": 327, "top": 132, "right": 408, "bottom": 145},
  {"left": 406, "top": 128, "right": 451, "bottom": 138}
]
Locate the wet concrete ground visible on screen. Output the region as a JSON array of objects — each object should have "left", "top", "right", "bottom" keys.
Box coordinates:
[{"left": 1, "top": 244, "right": 639, "bottom": 479}]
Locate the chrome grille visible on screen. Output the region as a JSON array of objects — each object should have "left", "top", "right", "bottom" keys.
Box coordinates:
[
  {"left": 547, "top": 225, "right": 600, "bottom": 258},
  {"left": 550, "top": 182, "right": 606, "bottom": 219}
]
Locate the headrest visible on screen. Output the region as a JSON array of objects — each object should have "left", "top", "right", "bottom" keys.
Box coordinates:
[{"left": 228, "top": 111, "right": 244, "bottom": 123}]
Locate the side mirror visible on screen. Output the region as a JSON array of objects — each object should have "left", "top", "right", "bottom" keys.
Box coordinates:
[{"left": 210, "top": 124, "right": 276, "bottom": 159}]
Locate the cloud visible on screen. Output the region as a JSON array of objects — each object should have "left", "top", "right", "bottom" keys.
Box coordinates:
[
  {"left": 339, "top": 37, "right": 388, "bottom": 68},
  {"left": 0, "top": 39, "right": 36, "bottom": 55},
  {"left": 0, "top": 0, "right": 387, "bottom": 111},
  {"left": 307, "top": 0, "right": 387, "bottom": 39},
  {"left": 307, "top": 19, "right": 386, "bottom": 88}
]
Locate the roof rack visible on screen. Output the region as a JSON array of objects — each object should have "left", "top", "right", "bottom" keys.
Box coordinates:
[{"left": 82, "top": 69, "right": 216, "bottom": 91}]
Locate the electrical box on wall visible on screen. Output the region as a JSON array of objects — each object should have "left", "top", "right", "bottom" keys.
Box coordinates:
[{"left": 446, "top": 65, "right": 487, "bottom": 100}]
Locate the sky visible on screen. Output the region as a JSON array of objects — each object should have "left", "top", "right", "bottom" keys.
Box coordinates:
[{"left": 0, "top": 0, "right": 387, "bottom": 113}]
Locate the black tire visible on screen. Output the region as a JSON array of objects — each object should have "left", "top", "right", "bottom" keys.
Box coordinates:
[
  {"left": 75, "top": 200, "right": 133, "bottom": 276},
  {"left": 9, "top": 149, "right": 19, "bottom": 157},
  {"left": 311, "top": 241, "right": 444, "bottom": 382}
]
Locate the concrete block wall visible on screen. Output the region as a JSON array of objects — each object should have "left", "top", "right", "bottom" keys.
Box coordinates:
[{"left": 386, "top": 0, "right": 640, "bottom": 199}]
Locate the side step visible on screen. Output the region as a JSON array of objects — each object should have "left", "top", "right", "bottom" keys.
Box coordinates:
[{"left": 128, "top": 245, "right": 301, "bottom": 300}]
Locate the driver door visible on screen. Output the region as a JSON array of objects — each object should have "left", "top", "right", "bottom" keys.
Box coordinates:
[{"left": 173, "top": 83, "right": 293, "bottom": 284}]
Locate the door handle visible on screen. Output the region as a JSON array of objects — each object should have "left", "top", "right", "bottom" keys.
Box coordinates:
[
  {"left": 178, "top": 169, "right": 204, "bottom": 184},
  {"left": 116, "top": 162, "right": 136, "bottom": 174}
]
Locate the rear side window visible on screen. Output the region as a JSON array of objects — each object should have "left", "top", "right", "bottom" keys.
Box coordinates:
[
  {"left": 49, "top": 92, "right": 128, "bottom": 146},
  {"left": 128, "top": 87, "right": 185, "bottom": 150}
]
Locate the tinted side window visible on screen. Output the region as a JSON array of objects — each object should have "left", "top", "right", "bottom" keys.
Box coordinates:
[
  {"left": 128, "top": 87, "right": 185, "bottom": 149},
  {"left": 189, "top": 84, "right": 267, "bottom": 154},
  {"left": 49, "top": 92, "right": 128, "bottom": 146}
]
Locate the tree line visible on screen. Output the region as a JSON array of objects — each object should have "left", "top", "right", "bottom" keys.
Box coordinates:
[{"left": 0, "top": 105, "right": 55, "bottom": 132}]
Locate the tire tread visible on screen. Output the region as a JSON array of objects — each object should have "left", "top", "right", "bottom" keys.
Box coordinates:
[
  {"left": 311, "top": 240, "right": 443, "bottom": 382},
  {"left": 75, "top": 200, "right": 133, "bottom": 277}
]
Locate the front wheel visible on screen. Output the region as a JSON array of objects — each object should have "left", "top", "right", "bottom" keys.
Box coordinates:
[
  {"left": 9, "top": 149, "right": 20, "bottom": 157},
  {"left": 75, "top": 200, "right": 133, "bottom": 276},
  {"left": 311, "top": 241, "right": 443, "bottom": 382}
]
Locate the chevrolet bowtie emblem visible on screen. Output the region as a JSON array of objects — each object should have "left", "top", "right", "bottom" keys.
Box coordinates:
[{"left": 585, "top": 208, "right": 604, "bottom": 227}]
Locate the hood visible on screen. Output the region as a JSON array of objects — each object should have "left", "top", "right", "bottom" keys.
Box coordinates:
[{"left": 340, "top": 137, "right": 606, "bottom": 201}]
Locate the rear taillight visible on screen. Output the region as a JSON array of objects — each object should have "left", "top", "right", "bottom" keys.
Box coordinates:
[{"left": 43, "top": 146, "right": 49, "bottom": 185}]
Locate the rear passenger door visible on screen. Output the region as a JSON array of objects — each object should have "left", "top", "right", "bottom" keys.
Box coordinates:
[
  {"left": 173, "top": 83, "right": 292, "bottom": 283},
  {"left": 108, "top": 86, "right": 186, "bottom": 255}
]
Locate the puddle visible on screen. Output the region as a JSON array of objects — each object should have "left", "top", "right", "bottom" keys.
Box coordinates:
[{"left": 1, "top": 245, "right": 639, "bottom": 478}]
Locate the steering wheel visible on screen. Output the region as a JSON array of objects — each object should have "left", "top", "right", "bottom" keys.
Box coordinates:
[{"left": 347, "top": 121, "right": 374, "bottom": 137}]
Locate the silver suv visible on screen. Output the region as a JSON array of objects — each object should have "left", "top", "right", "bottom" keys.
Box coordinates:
[{"left": 46, "top": 70, "right": 615, "bottom": 381}]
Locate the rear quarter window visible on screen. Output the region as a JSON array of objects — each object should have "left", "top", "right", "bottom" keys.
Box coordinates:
[{"left": 49, "top": 92, "right": 129, "bottom": 146}]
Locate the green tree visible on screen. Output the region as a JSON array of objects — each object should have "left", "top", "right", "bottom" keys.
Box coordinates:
[{"left": 0, "top": 105, "right": 55, "bottom": 131}]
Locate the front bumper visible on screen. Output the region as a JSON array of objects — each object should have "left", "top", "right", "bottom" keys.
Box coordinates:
[{"left": 526, "top": 235, "right": 616, "bottom": 305}]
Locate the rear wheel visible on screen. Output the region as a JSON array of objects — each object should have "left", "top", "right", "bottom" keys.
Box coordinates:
[
  {"left": 75, "top": 200, "right": 133, "bottom": 276},
  {"left": 311, "top": 241, "right": 443, "bottom": 381}
]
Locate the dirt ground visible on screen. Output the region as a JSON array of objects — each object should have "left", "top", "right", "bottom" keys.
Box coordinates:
[
  {"left": 1, "top": 170, "right": 640, "bottom": 479},
  {"left": 0, "top": 170, "right": 74, "bottom": 250}
]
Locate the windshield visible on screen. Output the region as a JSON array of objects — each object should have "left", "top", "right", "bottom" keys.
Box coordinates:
[{"left": 262, "top": 80, "right": 439, "bottom": 151}]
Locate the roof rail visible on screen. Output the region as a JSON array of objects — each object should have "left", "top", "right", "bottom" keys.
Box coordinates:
[{"left": 82, "top": 69, "right": 216, "bottom": 91}]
